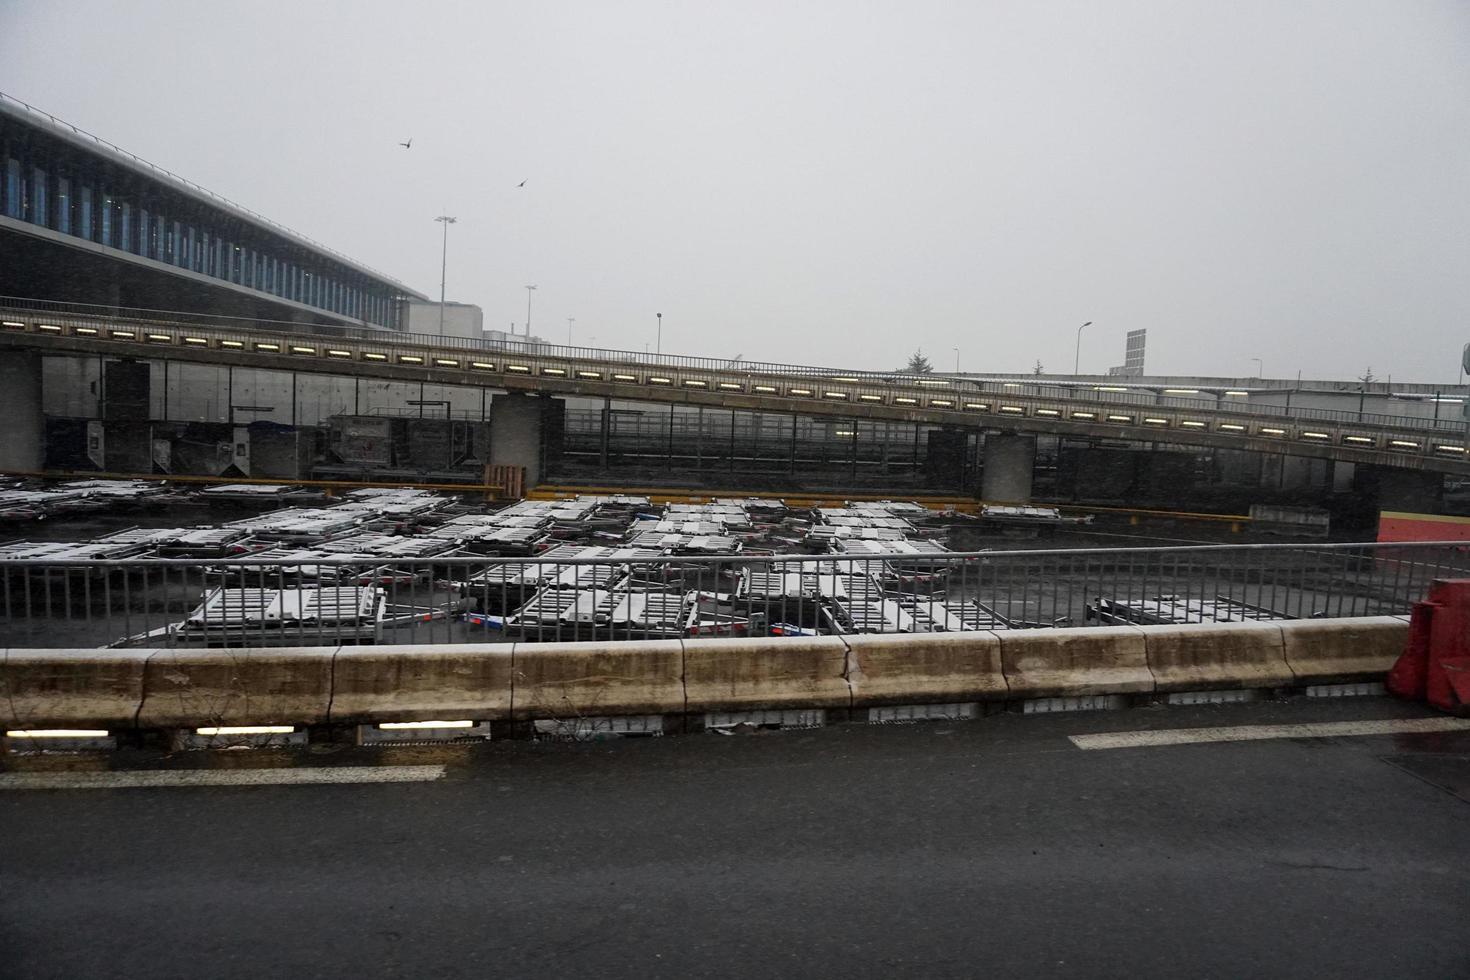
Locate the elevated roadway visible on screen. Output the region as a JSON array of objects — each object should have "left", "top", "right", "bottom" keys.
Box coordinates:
[{"left": 1, "top": 302, "right": 1466, "bottom": 478}]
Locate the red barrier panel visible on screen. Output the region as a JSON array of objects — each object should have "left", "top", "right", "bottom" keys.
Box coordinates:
[
  {"left": 1425, "top": 580, "right": 1470, "bottom": 713},
  {"left": 1443, "top": 661, "right": 1470, "bottom": 706},
  {"left": 1377, "top": 511, "right": 1470, "bottom": 544},
  {"left": 1386, "top": 602, "right": 1435, "bottom": 701}
]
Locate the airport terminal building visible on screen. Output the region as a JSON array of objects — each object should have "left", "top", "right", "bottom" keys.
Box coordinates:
[{"left": 0, "top": 92, "right": 425, "bottom": 329}]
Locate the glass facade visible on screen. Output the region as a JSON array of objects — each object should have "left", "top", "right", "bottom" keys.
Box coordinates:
[
  {"left": 3, "top": 158, "right": 18, "bottom": 218},
  {"left": 78, "top": 184, "right": 94, "bottom": 240},
  {"left": 55, "top": 176, "right": 70, "bottom": 234},
  {"left": 31, "top": 167, "right": 47, "bottom": 224},
  {"left": 1, "top": 112, "right": 409, "bottom": 328}
]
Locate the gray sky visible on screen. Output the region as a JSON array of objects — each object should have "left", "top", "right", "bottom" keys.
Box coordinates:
[{"left": 3, "top": 0, "right": 1468, "bottom": 381}]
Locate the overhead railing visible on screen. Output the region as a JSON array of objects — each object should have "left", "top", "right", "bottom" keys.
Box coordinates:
[{"left": 0, "top": 304, "right": 1465, "bottom": 468}]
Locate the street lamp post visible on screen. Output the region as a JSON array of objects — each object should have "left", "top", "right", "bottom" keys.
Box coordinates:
[
  {"left": 1251, "top": 357, "right": 1263, "bottom": 378},
  {"left": 953, "top": 347, "right": 960, "bottom": 374},
  {"left": 524, "top": 285, "right": 536, "bottom": 337},
  {"left": 434, "top": 215, "right": 457, "bottom": 336},
  {"left": 1462, "top": 343, "right": 1470, "bottom": 448},
  {"left": 656, "top": 313, "right": 662, "bottom": 356},
  {"left": 567, "top": 316, "right": 575, "bottom": 346},
  {"left": 1073, "top": 321, "right": 1092, "bottom": 375}
]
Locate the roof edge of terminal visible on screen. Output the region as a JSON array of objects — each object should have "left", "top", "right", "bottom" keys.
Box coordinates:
[{"left": 0, "top": 93, "right": 429, "bottom": 301}]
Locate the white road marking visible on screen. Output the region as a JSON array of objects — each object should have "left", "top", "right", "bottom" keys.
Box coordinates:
[
  {"left": 1070, "top": 717, "right": 1470, "bottom": 751},
  {"left": 0, "top": 765, "right": 447, "bottom": 791}
]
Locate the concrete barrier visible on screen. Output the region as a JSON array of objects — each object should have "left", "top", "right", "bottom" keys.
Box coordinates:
[
  {"left": 998, "top": 626, "right": 1153, "bottom": 698},
  {"left": 511, "top": 640, "right": 684, "bottom": 721},
  {"left": 1145, "top": 622, "right": 1292, "bottom": 692},
  {"left": 330, "top": 644, "right": 513, "bottom": 723},
  {"left": 1279, "top": 617, "right": 1407, "bottom": 684},
  {"left": 3, "top": 618, "right": 1422, "bottom": 732},
  {"left": 0, "top": 648, "right": 149, "bottom": 729},
  {"left": 846, "top": 632, "right": 1007, "bottom": 706},
  {"left": 138, "top": 646, "right": 336, "bottom": 728},
  {"left": 684, "top": 636, "right": 850, "bottom": 712}
]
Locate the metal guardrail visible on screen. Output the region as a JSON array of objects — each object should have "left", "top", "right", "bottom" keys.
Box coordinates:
[
  {"left": 965, "top": 370, "right": 1467, "bottom": 398},
  {"left": 2, "top": 304, "right": 1467, "bottom": 473},
  {"left": 1, "top": 541, "right": 1464, "bottom": 650}
]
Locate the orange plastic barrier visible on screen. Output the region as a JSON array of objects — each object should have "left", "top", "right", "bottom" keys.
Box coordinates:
[{"left": 1387, "top": 579, "right": 1470, "bottom": 713}]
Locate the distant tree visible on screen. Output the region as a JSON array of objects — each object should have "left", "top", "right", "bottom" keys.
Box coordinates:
[
  {"left": 1033, "top": 359, "right": 1045, "bottom": 376},
  {"left": 904, "top": 351, "right": 933, "bottom": 374}
]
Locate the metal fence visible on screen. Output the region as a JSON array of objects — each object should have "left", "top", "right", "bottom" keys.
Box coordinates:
[{"left": 0, "top": 541, "right": 1464, "bottom": 650}]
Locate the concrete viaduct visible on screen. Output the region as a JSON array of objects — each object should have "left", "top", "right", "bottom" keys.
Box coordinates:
[{"left": 0, "top": 302, "right": 1465, "bottom": 501}]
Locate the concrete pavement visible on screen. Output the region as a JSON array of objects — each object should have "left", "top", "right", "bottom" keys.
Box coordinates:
[{"left": 2, "top": 697, "right": 1468, "bottom": 979}]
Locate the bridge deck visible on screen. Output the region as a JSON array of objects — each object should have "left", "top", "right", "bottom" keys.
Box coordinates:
[{"left": 1, "top": 304, "right": 1465, "bottom": 475}]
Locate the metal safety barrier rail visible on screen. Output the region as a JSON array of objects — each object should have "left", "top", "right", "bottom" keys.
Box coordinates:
[
  {"left": 0, "top": 540, "right": 1464, "bottom": 650},
  {"left": 2, "top": 304, "right": 1466, "bottom": 472}
]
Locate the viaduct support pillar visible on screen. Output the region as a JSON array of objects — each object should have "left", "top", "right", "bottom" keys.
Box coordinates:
[
  {"left": 0, "top": 351, "right": 43, "bottom": 473},
  {"left": 489, "top": 392, "right": 545, "bottom": 488},
  {"left": 981, "top": 433, "right": 1035, "bottom": 503}
]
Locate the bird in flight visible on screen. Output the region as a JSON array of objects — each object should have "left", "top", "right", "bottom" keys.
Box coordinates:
[
  {"left": 517, "top": 178, "right": 527, "bottom": 187},
  {"left": 399, "top": 138, "right": 412, "bottom": 149}
]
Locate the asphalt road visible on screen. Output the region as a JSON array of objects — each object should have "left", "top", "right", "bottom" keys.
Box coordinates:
[{"left": 3, "top": 697, "right": 1469, "bottom": 979}]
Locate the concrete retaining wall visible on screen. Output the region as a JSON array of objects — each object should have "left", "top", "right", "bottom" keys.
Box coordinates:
[
  {"left": 1145, "top": 621, "right": 1295, "bottom": 692},
  {"left": 1279, "top": 616, "right": 1406, "bottom": 684},
  {"left": 511, "top": 640, "right": 684, "bottom": 720},
  {"left": 999, "top": 626, "right": 1153, "bottom": 698},
  {"left": 0, "top": 647, "right": 147, "bottom": 729},
  {"left": 846, "top": 632, "right": 1007, "bottom": 706},
  {"left": 138, "top": 646, "right": 336, "bottom": 728},
  {"left": 684, "top": 636, "right": 850, "bottom": 712},
  {"left": 330, "top": 644, "right": 513, "bottom": 723},
  {"left": 0, "top": 616, "right": 1411, "bottom": 731}
]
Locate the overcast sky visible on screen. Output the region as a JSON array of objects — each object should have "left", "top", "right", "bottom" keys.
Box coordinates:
[{"left": 3, "top": 0, "right": 1467, "bottom": 381}]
